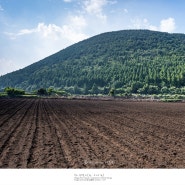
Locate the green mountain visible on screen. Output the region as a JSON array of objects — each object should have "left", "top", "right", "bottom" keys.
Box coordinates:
[{"left": 1, "top": 29, "right": 185, "bottom": 95}]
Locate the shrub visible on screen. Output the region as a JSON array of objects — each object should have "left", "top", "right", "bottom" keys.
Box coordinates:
[
  {"left": 37, "top": 88, "right": 48, "bottom": 96},
  {"left": 4, "top": 87, "right": 25, "bottom": 96}
]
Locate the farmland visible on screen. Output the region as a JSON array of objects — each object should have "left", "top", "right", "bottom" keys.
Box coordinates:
[{"left": 0, "top": 98, "right": 185, "bottom": 168}]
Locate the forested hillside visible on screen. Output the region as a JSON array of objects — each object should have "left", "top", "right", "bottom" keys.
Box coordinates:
[{"left": 1, "top": 30, "right": 185, "bottom": 95}]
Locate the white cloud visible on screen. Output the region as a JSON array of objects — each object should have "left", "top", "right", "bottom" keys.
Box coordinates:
[
  {"left": 36, "top": 23, "right": 62, "bottom": 39},
  {"left": 61, "top": 15, "right": 87, "bottom": 42},
  {"left": 131, "top": 18, "right": 142, "bottom": 29},
  {"left": 130, "top": 17, "right": 176, "bottom": 33},
  {"left": 2, "top": 14, "right": 89, "bottom": 76},
  {"left": 0, "top": 58, "right": 17, "bottom": 76},
  {"left": 18, "top": 29, "right": 36, "bottom": 35},
  {"left": 123, "top": 8, "right": 128, "bottom": 13},
  {"left": 160, "top": 17, "right": 175, "bottom": 33},
  {"left": 131, "top": 18, "right": 153, "bottom": 29},
  {"left": 5, "top": 24, "right": 62, "bottom": 40},
  {"left": 69, "top": 15, "right": 87, "bottom": 29},
  {"left": 5, "top": 15, "right": 88, "bottom": 43},
  {"left": 61, "top": 25, "right": 87, "bottom": 42},
  {"left": 63, "top": 0, "right": 72, "bottom": 2},
  {"left": 109, "top": 0, "right": 117, "bottom": 5},
  {"left": 148, "top": 25, "right": 158, "bottom": 31},
  {"left": 83, "top": 0, "right": 108, "bottom": 21}
]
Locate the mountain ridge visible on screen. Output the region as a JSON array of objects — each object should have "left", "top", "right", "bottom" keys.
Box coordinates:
[{"left": 1, "top": 29, "right": 185, "bottom": 95}]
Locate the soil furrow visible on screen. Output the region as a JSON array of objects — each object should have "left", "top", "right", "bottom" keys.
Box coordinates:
[
  {"left": 0, "top": 99, "right": 28, "bottom": 127},
  {"left": 48, "top": 100, "right": 152, "bottom": 167},
  {"left": 27, "top": 99, "right": 41, "bottom": 168},
  {"left": 40, "top": 100, "right": 67, "bottom": 168},
  {"left": 0, "top": 99, "right": 34, "bottom": 168},
  {"left": 1, "top": 98, "right": 185, "bottom": 168},
  {"left": 46, "top": 99, "right": 92, "bottom": 168}
]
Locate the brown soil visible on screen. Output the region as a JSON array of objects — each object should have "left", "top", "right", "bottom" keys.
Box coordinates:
[{"left": 0, "top": 98, "right": 185, "bottom": 168}]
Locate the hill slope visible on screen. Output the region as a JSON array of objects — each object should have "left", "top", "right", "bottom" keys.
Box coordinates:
[{"left": 1, "top": 30, "right": 185, "bottom": 94}]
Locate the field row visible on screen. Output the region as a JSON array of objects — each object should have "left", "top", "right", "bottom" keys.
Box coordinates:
[{"left": 0, "top": 98, "right": 185, "bottom": 168}]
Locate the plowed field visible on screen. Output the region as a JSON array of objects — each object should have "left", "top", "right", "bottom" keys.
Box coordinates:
[{"left": 0, "top": 98, "right": 185, "bottom": 168}]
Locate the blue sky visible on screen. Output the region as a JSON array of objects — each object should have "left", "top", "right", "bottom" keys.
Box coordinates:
[{"left": 0, "top": 0, "right": 185, "bottom": 75}]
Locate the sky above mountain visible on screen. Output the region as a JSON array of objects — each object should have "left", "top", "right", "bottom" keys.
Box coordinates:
[{"left": 0, "top": 0, "right": 185, "bottom": 75}]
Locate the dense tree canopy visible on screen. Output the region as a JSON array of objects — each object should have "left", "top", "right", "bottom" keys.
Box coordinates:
[
  {"left": 4, "top": 87, "right": 25, "bottom": 96},
  {"left": 1, "top": 30, "right": 185, "bottom": 95}
]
